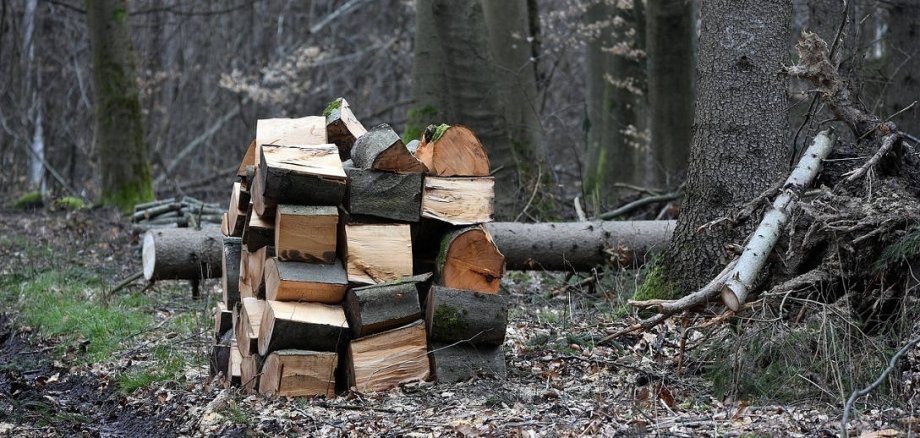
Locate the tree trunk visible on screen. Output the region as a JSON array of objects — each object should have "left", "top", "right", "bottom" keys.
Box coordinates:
[
  {"left": 663, "top": 0, "right": 792, "bottom": 291},
  {"left": 85, "top": 0, "right": 153, "bottom": 211},
  {"left": 646, "top": 0, "right": 695, "bottom": 188},
  {"left": 882, "top": 1, "right": 920, "bottom": 134},
  {"left": 406, "top": 0, "right": 518, "bottom": 218}
]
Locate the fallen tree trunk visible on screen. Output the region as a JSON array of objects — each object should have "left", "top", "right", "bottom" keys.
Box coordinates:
[
  {"left": 484, "top": 220, "right": 675, "bottom": 271},
  {"left": 142, "top": 226, "right": 223, "bottom": 281}
]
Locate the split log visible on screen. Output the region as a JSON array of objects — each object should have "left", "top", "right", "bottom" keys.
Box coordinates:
[
  {"left": 421, "top": 177, "right": 494, "bottom": 225},
  {"left": 347, "top": 320, "right": 430, "bottom": 392},
  {"left": 256, "top": 144, "right": 347, "bottom": 217},
  {"left": 213, "top": 302, "right": 233, "bottom": 342},
  {"left": 247, "top": 245, "right": 275, "bottom": 298},
  {"left": 429, "top": 343, "right": 506, "bottom": 383},
  {"left": 256, "top": 116, "right": 327, "bottom": 147},
  {"left": 258, "top": 300, "right": 349, "bottom": 356},
  {"left": 264, "top": 258, "right": 349, "bottom": 304},
  {"left": 344, "top": 224, "right": 413, "bottom": 285},
  {"left": 142, "top": 227, "right": 223, "bottom": 281},
  {"left": 415, "top": 124, "right": 490, "bottom": 177},
  {"left": 425, "top": 286, "right": 507, "bottom": 346},
  {"left": 243, "top": 208, "right": 274, "bottom": 252},
  {"left": 221, "top": 236, "right": 242, "bottom": 306},
  {"left": 274, "top": 205, "right": 338, "bottom": 263},
  {"left": 721, "top": 131, "right": 835, "bottom": 311},
  {"left": 211, "top": 329, "right": 232, "bottom": 378},
  {"left": 351, "top": 123, "right": 427, "bottom": 173},
  {"left": 239, "top": 248, "right": 252, "bottom": 298},
  {"left": 324, "top": 97, "right": 367, "bottom": 160},
  {"left": 484, "top": 220, "right": 675, "bottom": 271},
  {"left": 225, "top": 340, "right": 242, "bottom": 388},
  {"left": 237, "top": 140, "right": 257, "bottom": 181},
  {"left": 227, "top": 182, "right": 249, "bottom": 236},
  {"left": 235, "top": 297, "right": 266, "bottom": 358},
  {"left": 437, "top": 226, "right": 504, "bottom": 294},
  {"left": 344, "top": 167, "right": 422, "bottom": 222},
  {"left": 259, "top": 350, "right": 337, "bottom": 397},
  {"left": 240, "top": 353, "right": 263, "bottom": 394},
  {"left": 344, "top": 276, "right": 426, "bottom": 337}
]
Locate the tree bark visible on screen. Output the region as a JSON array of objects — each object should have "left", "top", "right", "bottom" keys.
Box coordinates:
[
  {"left": 85, "top": 0, "right": 153, "bottom": 211},
  {"left": 882, "top": 1, "right": 920, "bottom": 134},
  {"left": 646, "top": 0, "right": 695, "bottom": 188},
  {"left": 142, "top": 227, "right": 223, "bottom": 281},
  {"left": 663, "top": 0, "right": 792, "bottom": 292}
]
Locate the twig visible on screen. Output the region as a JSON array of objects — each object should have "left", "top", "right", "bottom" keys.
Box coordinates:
[
  {"left": 843, "top": 133, "right": 900, "bottom": 182},
  {"left": 154, "top": 102, "right": 244, "bottom": 185},
  {"left": 514, "top": 167, "right": 542, "bottom": 222},
  {"left": 885, "top": 100, "right": 917, "bottom": 122},
  {"left": 610, "top": 182, "right": 664, "bottom": 196},
  {"left": 599, "top": 193, "right": 680, "bottom": 220},
  {"left": 573, "top": 196, "right": 587, "bottom": 222},
  {"left": 309, "top": 0, "right": 369, "bottom": 34},
  {"left": 841, "top": 335, "right": 920, "bottom": 437},
  {"left": 105, "top": 271, "right": 144, "bottom": 298}
]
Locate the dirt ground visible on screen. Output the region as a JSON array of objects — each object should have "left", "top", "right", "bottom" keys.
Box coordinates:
[{"left": 0, "top": 208, "right": 912, "bottom": 437}]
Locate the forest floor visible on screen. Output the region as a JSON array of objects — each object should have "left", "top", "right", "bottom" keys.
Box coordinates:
[{"left": 0, "top": 208, "right": 913, "bottom": 437}]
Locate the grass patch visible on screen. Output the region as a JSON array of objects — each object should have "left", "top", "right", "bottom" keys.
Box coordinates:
[
  {"left": 116, "top": 345, "right": 188, "bottom": 393},
  {"left": 13, "top": 191, "right": 43, "bottom": 209},
  {"left": 50, "top": 196, "right": 87, "bottom": 211}
]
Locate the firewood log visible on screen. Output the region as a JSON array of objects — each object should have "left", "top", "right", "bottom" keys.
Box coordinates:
[
  {"left": 142, "top": 227, "right": 223, "bottom": 281},
  {"left": 425, "top": 286, "right": 507, "bottom": 346},
  {"left": 235, "top": 297, "right": 265, "bottom": 358},
  {"left": 344, "top": 223, "right": 413, "bottom": 285},
  {"left": 257, "top": 300, "right": 349, "bottom": 356},
  {"left": 213, "top": 302, "right": 232, "bottom": 342},
  {"left": 347, "top": 320, "right": 430, "bottom": 392},
  {"left": 248, "top": 245, "right": 275, "bottom": 299},
  {"left": 255, "top": 144, "right": 346, "bottom": 217},
  {"left": 429, "top": 343, "right": 506, "bottom": 383},
  {"left": 344, "top": 166, "right": 422, "bottom": 222},
  {"left": 324, "top": 97, "right": 367, "bottom": 160},
  {"left": 239, "top": 248, "right": 252, "bottom": 299},
  {"left": 263, "top": 258, "right": 348, "bottom": 304},
  {"left": 421, "top": 177, "right": 494, "bottom": 225},
  {"left": 222, "top": 236, "right": 242, "bottom": 306},
  {"left": 351, "top": 123, "right": 426, "bottom": 173},
  {"left": 225, "top": 339, "right": 242, "bottom": 388},
  {"left": 256, "top": 116, "right": 327, "bottom": 147},
  {"left": 259, "top": 350, "right": 337, "bottom": 397},
  {"left": 415, "top": 124, "right": 490, "bottom": 177},
  {"left": 240, "top": 353, "right": 263, "bottom": 394},
  {"left": 274, "top": 205, "right": 338, "bottom": 263},
  {"left": 237, "top": 140, "right": 257, "bottom": 181},
  {"left": 243, "top": 207, "right": 274, "bottom": 252},
  {"left": 211, "top": 330, "right": 232, "bottom": 378},
  {"left": 436, "top": 226, "right": 504, "bottom": 294},
  {"left": 344, "top": 276, "right": 426, "bottom": 337}
]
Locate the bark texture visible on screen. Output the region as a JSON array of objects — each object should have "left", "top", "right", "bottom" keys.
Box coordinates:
[
  {"left": 663, "top": 0, "right": 792, "bottom": 291},
  {"left": 882, "top": 1, "right": 920, "bottom": 134},
  {"left": 406, "top": 0, "right": 518, "bottom": 217},
  {"left": 85, "top": 0, "right": 153, "bottom": 211},
  {"left": 646, "top": 0, "right": 695, "bottom": 188}
]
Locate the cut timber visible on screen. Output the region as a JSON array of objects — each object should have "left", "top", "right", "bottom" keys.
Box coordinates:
[
  {"left": 258, "top": 300, "right": 349, "bottom": 356},
  {"left": 429, "top": 343, "right": 506, "bottom": 383},
  {"left": 256, "top": 116, "right": 327, "bottom": 147},
  {"left": 226, "top": 182, "right": 247, "bottom": 236},
  {"left": 214, "top": 302, "right": 233, "bottom": 341},
  {"left": 259, "top": 350, "right": 337, "bottom": 398},
  {"left": 143, "top": 227, "right": 223, "bottom": 281},
  {"left": 235, "top": 297, "right": 266, "bottom": 358},
  {"left": 247, "top": 246, "right": 275, "bottom": 299},
  {"left": 237, "top": 140, "right": 257, "bottom": 179},
  {"left": 256, "top": 144, "right": 346, "bottom": 217},
  {"left": 345, "top": 224, "right": 413, "bottom": 285},
  {"left": 243, "top": 208, "right": 274, "bottom": 252},
  {"left": 240, "top": 353, "right": 263, "bottom": 394},
  {"left": 225, "top": 340, "right": 242, "bottom": 388},
  {"left": 211, "top": 330, "right": 232, "bottom": 378},
  {"left": 484, "top": 221, "right": 675, "bottom": 271},
  {"left": 324, "top": 97, "right": 367, "bottom": 160},
  {"left": 222, "top": 236, "right": 242, "bottom": 306},
  {"left": 344, "top": 167, "right": 422, "bottom": 222},
  {"left": 721, "top": 131, "right": 835, "bottom": 311},
  {"left": 425, "top": 286, "right": 507, "bottom": 346},
  {"left": 274, "top": 205, "right": 338, "bottom": 263},
  {"left": 415, "top": 125, "right": 490, "bottom": 177},
  {"left": 345, "top": 277, "right": 425, "bottom": 337},
  {"left": 421, "top": 177, "right": 495, "bottom": 225},
  {"left": 239, "top": 248, "right": 252, "bottom": 298},
  {"left": 220, "top": 213, "right": 231, "bottom": 237},
  {"left": 348, "top": 320, "right": 430, "bottom": 392},
  {"left": 351, "top": 123, "right": 427, "bottom": 173},
  {"left": 264, "top": 258, "right": 348, "bottom": 303},
  {"left": 437, "top": 226, "right": 504, "bottom": 294}
]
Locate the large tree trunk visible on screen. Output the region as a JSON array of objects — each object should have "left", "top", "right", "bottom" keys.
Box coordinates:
[
  {"left": 406, "top": 0, "right": 518, "bottom": 218},
  {"left": 85, "top": 0, "right": 153, "bottom": 211},
  {"left": 583, "top": 0, "right": 647, "bottom": 208},
  {"left": 882, "top": 1, "right": 920, "bottom": 134},
  {"left": 663, "top": 0, "right": 792, "bottom": 291},
  {"left": 645, "top": 0, "right": 695, "bottom": 188}
]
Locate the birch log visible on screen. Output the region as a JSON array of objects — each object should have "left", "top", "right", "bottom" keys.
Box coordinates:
[{"left": 721, "top": 131, "right": 834, "bottom": 311}]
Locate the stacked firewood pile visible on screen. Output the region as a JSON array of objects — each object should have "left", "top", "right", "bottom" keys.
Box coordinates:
[
  {"left": 211, "top": 98, "right": 509, "bottom": 396},
  {"left": 130, "top": 196, "right": 223, "bottom": 234}
]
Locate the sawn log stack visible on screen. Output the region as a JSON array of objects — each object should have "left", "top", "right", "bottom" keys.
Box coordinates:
[{"left": 208, "top": 98, "right": 508, "bottom": 396}]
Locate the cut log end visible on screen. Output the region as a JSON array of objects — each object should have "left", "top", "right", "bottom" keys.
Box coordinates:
[
  {"left": 721, "top": 284, "right": 742, "bottom": 312},
  {"left": 438, "top": 226, "right": 505, "bottom": 294}
]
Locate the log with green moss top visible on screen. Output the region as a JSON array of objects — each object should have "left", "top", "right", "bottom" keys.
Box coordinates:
[
  {"left": 429, "top": 342, "right": 506, "bottom": 383},
  {"left": 436, "top": 225, "right": 505, "bottom": 294},
  {"left": 351, "top": 124, "right": 427, "bottom": 173},
  {"left": 221, "top": 236, "right": 243, "bottom": 307},
  {"left": 425, "top": 286, "right": 507, "bottom": 346},
  {"left": 344, "top": 167, "right": 422, "bottom": 222},
  {"left": 325, "top": 97, "right": 368, "bottom": 160},
  {"left": 345, "top": 275, "right": 430, "bottom": 338},
  {"left": 255, "top": 144, "right": 347, "bottom": 217}
]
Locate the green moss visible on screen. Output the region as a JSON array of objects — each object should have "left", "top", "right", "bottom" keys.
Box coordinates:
[
  {"left": 14, "top": 191, "right": 43, "bottom": 209},
  {"left": 50, "top": 196, "right": 86, "bottom": 211},
  {"left": 100, "top": 177, "right": 154, "bottom": 213},
  {"left": 403, "top": 105, "right": 438, "bottom": 141},
  {"left": 431, "top": 123, "right": 450, "bottom": 142},
  {"left": 433, "top": 304, "right": 467, "bottom": 335},
  {"left": 632, "top": 259, "right": 677, "bottom": 302},
  {"left": 323, "top": 97, "right": 343, "bottom": 118}
]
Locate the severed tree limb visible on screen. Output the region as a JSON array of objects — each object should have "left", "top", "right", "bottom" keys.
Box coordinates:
[
  {"left": 843, "top": 132, "right": 900, "bottom": 182},
  {"left": 600, "top": 192, "right": 681, "bottom": 220},
  {"left": 721, "top": 131, "right": 835, "bottom": 311}
]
